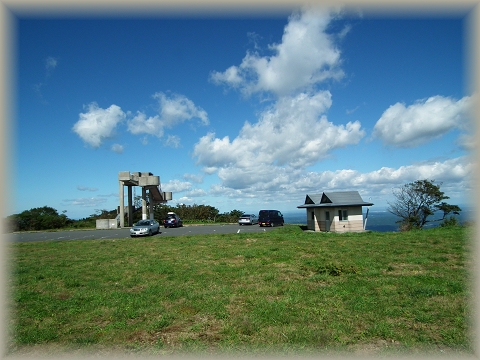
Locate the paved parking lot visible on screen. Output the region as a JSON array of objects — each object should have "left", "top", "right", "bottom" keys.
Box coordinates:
[{"left": 8, "top": 224, "right": 280, "bottom": 243}]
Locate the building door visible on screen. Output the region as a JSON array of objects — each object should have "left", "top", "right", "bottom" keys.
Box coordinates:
[{"left": 325, "top": 211, "right": 330, "bottom": 232}]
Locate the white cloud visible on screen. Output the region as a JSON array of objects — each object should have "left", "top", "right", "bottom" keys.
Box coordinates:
[
  {"left": 73, "top": 103, "right": 126, "bottom": 148},
  {"left": 45, "top": 56, "right": 57, "bottom": 71},
  {"left": 164, "top": 135, "right": 181, "bottom": 148},
  {"left": 33, "top": 56, "right": 58, "bottom": 101},
  {"left": 205, "top": 156, "right": 473, "bottom": 208},
  {"left": 194, "top": 91, "right": 365, "bottom": 172},
  {"left": 183, "top": 173, "right": 204, "bottom": 184},
  {"left": 62, "top": 197, "right": 108, "bottom": 207},
  {"left": 128, "top": 113, "right": 163, "bottom": 138},
  {"left": 162, "top": 179, "right": 192, "bottom": 193},
  {"left": 197, "top": 8, "right": 366, "bottom": 192},
  {"left": 98, "top": 193, "right": 118, "bottom": 198},
  {"left": 373, "top": 95, "right": 473, "bottom": 147},
  {"left": 456, "top": 133, "right": 476, "bottom": 150},
  {"left": 202, "top": 167, "right": 218, "bottom": 175},
  {"left": 299, "top": 157, "right": 473, "bottom": 191},
  {"left": 140, "top": 136, "right": 149, "bottom": 145},
  {"left": 198, "top": 9, "right": 472, "bottom": 210},
  {"left": 76, "top": 186, "right": 98, "bottom": 192},
  {"left": 156, "top": 92, "right": 209, "bottom": 126},
  {"left": 111, "top": 143, "right": 124, "bottom": 153},
  {"left": 186, "top": 188, "right": 207, "bottom": 197},
  {"left": 210, "top": 7, "right": 344, "bottom": 97},
  {"left": 127, "top": 92, "right": 208, "bottom": 139},
  {"left": 174, "top": 196, "right": 195, "bottom": 205}
]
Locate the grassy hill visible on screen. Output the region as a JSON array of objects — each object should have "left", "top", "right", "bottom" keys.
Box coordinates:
[{"left": 8, "top": 225, "right": 474, "bottom": 357}]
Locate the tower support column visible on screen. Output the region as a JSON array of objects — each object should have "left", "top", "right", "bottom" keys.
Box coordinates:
[{"left": 119, "top": 181, "right": 125, "bottom": 228}]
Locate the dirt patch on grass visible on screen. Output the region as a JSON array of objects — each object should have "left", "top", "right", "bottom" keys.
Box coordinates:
[
  {"left": 155, "top": 314, "right": 224, "bottom": 349},
  {"left": 346, "top": 339, "right": 403, "bottom": 355},
  {"left": 384, "top": 263, "right": 425, "bottom": 276}
]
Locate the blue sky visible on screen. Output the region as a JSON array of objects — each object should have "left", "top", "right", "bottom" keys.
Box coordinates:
[{"left": 12, "top": 6, "right": 475, "bottom": 219}]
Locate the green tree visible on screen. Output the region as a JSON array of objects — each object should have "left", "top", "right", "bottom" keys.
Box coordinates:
[
  {"left": 216, "top": 209, "right": 244, "bottom": 223},
  {"left": 13, "top": 206, "right": 71, "bottom": 231},
  {"left": 387, "top": 179, "right": 461, "bottom": 230},
  {"left": 94, "top": 209, "right": 118, "bottom": 219},
  {"left": 229, "top": 209, "right": 244, "bottom": 219}
]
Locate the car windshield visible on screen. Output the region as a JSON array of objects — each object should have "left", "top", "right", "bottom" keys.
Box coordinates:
[{"left": 136, "top": 220, "right": 151, "bottom": 226}]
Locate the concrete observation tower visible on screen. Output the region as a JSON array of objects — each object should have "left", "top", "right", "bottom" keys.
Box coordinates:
[{"left": 118, "top": 171, "right": 172, "bottom": 228}]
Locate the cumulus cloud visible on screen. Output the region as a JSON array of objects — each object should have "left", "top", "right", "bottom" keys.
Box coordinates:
[
  {"left": 162, "top": 179, "right": 193, "bottom": 193},
  {"left": 297, "top": 157, "right": 473, "bottom": 191},
  {"left": 198, "top": 8, "right": 472, "bottom": 209},
  {"left": 127, "top": 113, "right": 163, "bottom": 138},
  {"left": 206, "top": 156, "right": 473, "bottom": 207},
  {"left": 210, "top": 7, "right": 344, "bottom": 97},
  {"left": 160, "top": 177, "right": 207, "bottom": 200},
  {"left": 373, "top": 95, "right": 473, "bottom": 147},
  {"left": 72, "top": 103, "right": 126, "bottom": 148},
  {"left": 186, "top": 188, "right": 208, "bottom": 197},
  {"left": 193, "top": 91, "right": 365, "bottom": 173},
  {"left": 127, "top": 92, "right": 208, "bottom": 140},
  {"left": 196, "top": 7, "right": 367, "bottom": 196},
  {"left": 175, "top": 196, "right": 195, "bottom": 205}
]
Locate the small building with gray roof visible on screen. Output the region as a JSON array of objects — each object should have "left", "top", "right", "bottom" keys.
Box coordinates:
[{"left": 297, "top": 191, "right": 373, "bottom": 232}]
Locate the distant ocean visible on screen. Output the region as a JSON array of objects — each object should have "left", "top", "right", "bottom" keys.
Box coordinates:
[{"left": 283, "top": 208, "right": 475, "bottom": 232}]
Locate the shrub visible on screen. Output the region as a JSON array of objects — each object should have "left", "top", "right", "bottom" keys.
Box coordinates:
[{"left": 440, "top": 216, "right": 460, "bottom": 228}]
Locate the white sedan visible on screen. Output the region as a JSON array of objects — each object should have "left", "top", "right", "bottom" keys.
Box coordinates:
[{"left": 130, "top": 219, "right": 160, "bottom": 237}]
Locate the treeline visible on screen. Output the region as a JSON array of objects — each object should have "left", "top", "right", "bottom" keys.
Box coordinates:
[
  {"left": 152, "top": 204, "right": 243, "bottom": 224},
  {"left": 6, "top": 206, "right": 73, "bottom": 232},
  {"left": 6, "top": 204, "right": 247, "bottom": 232}
]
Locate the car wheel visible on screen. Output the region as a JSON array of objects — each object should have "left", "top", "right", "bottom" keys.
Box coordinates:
[{"left": 148, "top": 230, "right": 152, "bottom": 236}]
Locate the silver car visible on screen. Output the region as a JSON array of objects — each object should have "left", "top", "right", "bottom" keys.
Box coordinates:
[
  {"left": 130, "top": 219, "right": 160, "bottom": 237},
  {"left": 238, "top": 214, "right": 258, "bottom": 225}
]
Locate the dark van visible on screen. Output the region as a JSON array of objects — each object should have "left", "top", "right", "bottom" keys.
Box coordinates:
[{"left": 258, "top": 210, "right": 284, "bottom": 227}]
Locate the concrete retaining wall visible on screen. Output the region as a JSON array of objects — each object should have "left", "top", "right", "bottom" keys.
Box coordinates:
[{"left": 96, "top": 219, "right": 118, "bottom": 229}]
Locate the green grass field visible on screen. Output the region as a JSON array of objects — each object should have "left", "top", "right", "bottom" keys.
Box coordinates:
[{"left": 7, "top": 225, "right": 474, "bottom": 356}]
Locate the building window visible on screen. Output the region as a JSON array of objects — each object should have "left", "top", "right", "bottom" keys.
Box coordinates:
[
  {"left": 338, "top": 209, "right": 348, "bottom": 221},
  {"left": 311, "top": 211, "right": 315, "bottom": 220}
]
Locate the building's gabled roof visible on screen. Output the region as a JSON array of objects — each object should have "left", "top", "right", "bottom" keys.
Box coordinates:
[
  {"left": 297, "top": 191, "right": 373, "bottom": 208},
  {"left": 304, "top": 194, "right": 322, "bottom": 204}
]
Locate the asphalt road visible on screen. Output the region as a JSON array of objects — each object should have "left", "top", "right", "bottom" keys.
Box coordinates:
[{"left": 7, "top": 224, "right": 280, "bottom": 243}]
